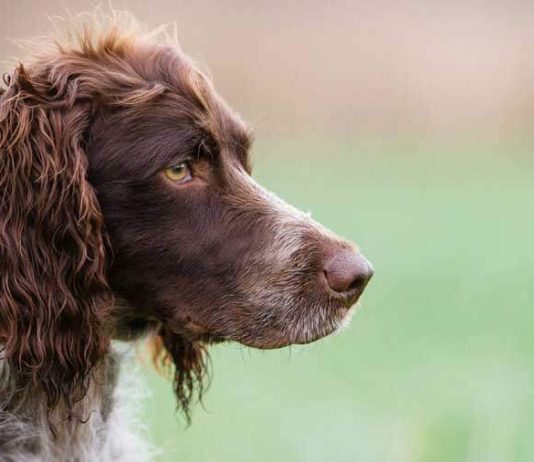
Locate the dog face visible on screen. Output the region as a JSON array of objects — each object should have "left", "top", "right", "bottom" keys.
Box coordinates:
[
  {"left": 0, "top": 25, "right": 372, "bottom": 415},
  {"left": 87, "top": 46, "right": 373, "bottom": 350}
]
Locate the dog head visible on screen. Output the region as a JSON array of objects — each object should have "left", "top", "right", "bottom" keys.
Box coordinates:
[{"left": 0, "top": 20, "right": 372, "bottom": 417}]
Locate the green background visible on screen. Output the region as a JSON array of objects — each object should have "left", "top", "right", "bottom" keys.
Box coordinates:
[
  {"left": 1, "top": 2, "right": 533, "bottom": 460},
  {"left": 141, "top": 136, "right": 534, "bottom": 461}
]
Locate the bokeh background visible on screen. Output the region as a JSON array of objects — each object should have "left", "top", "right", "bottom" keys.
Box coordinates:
[{"left": 2, "top": 1, "right": 533, "bottom": 460}]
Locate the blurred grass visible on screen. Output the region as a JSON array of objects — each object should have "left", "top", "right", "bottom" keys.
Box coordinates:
[{"left": 141, "top": 136, "right": 534, "bottom": 462}]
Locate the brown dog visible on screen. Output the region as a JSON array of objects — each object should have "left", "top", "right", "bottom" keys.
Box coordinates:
[{"left": 0, "top": 16, "right": 372, "bottom": 461}]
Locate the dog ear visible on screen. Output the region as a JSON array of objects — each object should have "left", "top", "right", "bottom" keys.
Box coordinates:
[
  {"left": 0, "top": 65, "right": 111, "bottom": 410},
  {"left": 150, "top": 327, "right": 209, "bottom": 422}
]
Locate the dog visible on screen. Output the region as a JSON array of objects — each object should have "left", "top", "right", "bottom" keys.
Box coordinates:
[{"left": 0, "top": 15, "right": 373, "bottom": 461}]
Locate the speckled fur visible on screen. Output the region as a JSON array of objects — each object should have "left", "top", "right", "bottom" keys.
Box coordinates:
[{"left": 0, "top": 345, "right": 154, "bottom": 462}]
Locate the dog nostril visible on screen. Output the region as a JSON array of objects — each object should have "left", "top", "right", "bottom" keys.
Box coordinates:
[
  {"left": 348, "top": 275, "right": 366, "bottom": 292},
  {"left": 323, "top": 250, "right": 373, "bottom": 295}
]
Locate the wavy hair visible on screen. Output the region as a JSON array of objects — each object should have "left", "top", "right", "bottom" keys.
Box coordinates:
[
  {"left": 0, "top": 20, "right": 210, "bottom": 419},
  {"left": 0, "top": 62, "right": 111, "bottom": 411}
]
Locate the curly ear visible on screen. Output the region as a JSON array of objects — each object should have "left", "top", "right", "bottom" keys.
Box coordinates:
[
  {"left": 0, "top": 66, "right": 111, "bottom": 410},
  {"left": 150, "top": 327, "right": 209, "bottom": 423}
]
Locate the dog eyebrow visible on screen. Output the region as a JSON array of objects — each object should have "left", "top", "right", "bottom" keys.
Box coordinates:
[
  {"left": 154, "top": 133, "right": 206, "bottom": 170},
  {"left": 219, "top": 122, "right": 253, "bottom": 170}
]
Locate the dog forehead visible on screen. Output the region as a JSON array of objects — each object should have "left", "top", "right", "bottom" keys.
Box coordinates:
[
  {"left": 161, "top": 49, "right": 253, "bottom": 166},
  {"left": 86, "top": 41, "right": 253, "bottom": 175},
  {"left": 153, "top": 91, "right": 252, "bottom": 171},
  {"left": 180, "top": 88, "right": 252, "bottom": 171}
]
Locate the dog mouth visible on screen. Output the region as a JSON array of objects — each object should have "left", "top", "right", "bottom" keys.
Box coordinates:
[
  {"left": 172, "top": 276, "right": 367, "bottom": 350},
  {"left": 291, "top": 299, "right": 361, "bottom": 346},
  {"left": 231, "top": 296, "right": 363, "bottom": 350}
]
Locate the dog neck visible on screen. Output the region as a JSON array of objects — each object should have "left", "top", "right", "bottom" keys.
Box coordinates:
[{"left": 0, "top": 345, "right": 154, "bottom": 462}]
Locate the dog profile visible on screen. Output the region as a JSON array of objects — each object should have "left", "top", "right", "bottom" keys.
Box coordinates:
[{"left": 0, "top": 14, "right": 373, "bottom": 461}]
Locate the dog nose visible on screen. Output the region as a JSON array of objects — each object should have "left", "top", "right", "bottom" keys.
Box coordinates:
[{"left": 323, "top": 249, "right": 373, "bottom": 296}]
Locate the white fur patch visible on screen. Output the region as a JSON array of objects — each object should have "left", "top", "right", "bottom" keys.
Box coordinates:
[{"left": 0, "top": 344, "right": 156, "bottom": 462}]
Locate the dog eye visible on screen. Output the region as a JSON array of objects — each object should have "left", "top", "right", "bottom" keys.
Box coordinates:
[{"left": 163, "top": 162, "right": 192, "bottom": 183}]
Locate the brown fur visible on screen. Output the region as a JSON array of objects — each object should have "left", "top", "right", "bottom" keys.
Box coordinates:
[
  {"left": 0, "top": 63, "right": 110, "bottom": 413},
  {"left": 0, "top": 15, "right": 371, "bottom": 451}
]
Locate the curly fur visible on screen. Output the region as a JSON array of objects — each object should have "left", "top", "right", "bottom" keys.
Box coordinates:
[
  {"left": 0, "top": 62, "right": 111, "bottom": 412},
  {"left": 0, "top": 16, "right": 209, "bottom": 458},
  {"left": 0, "top": 11, "right": 371, "bottom": 461},
  {"left": 0, "top": 15, "right": 208, "bottom": 423}
]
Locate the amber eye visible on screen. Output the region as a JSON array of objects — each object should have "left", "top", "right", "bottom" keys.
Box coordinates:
[{"left": 164, "top": 162, "right": 192, "bottom": 183}]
